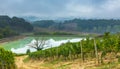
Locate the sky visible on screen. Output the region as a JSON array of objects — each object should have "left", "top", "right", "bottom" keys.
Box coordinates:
[{"left": 0, "top": 0, "right": 120, "bottom": 19}]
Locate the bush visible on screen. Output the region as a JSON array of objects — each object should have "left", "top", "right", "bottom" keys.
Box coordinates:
[
  {"left": 26, "top": 49, "right": 31, "bottom": 54},
  {"left": 0, "top": 48, "right": 16, "bottom": 69}
]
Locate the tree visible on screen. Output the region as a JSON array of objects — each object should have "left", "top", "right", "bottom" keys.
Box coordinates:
[{"left": 28, "top": 37, "right": 46, "bottom": 51}]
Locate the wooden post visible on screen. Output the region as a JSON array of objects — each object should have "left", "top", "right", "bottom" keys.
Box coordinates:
[
  {"left": 94, "top": 39, "right": 99, "bottom": 65},
  {"left": 80, "top": 42, "right": 83, "bottom": 63},
  {"left": 80, "top": 41, "right": 85, "bottom": 69}
]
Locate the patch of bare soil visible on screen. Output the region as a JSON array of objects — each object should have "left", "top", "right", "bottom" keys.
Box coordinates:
[
  {"left": 15, "top": 55, "right": 46, "bottom": 69},
  {"left": 15, "top": 55, "right": 120, "bottom": 69},
  {"left": 15, "top": 56, "right": 98, "bottom": 69}
]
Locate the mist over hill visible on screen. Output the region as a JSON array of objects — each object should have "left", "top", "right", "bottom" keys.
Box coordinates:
[{"left": 22, "top": 16, "right": 74, "bottom": 22}]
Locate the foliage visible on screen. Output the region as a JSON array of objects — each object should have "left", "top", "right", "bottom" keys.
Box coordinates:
[
  {"left": 33, "top": 31, "right": 74, "bottom": 35},
  {"left": 29, "top": 33, "right": 120, "bottom": 64},
  {"left": 0, "top": 48, "right": 16, "bottom": 69},
  {"left": 0, "top": 16, "right": 33, "bottom": 34},
  {"left": 0, "top": 27, "right": 18, "bottom": 38},
  {"left": 52, "top": 32, "right": 74, "bottom": 35},
  {"left": 32, "top": 20, "right": 55, "bottom": 28},
  {"left": 34, "top": 32, "right": 51, "bottom": 35},
  {"left": 26, "top": 49, "right": 31, "bottom": 54},
  {"left": 32, "top": 19, "right": 120, "bottom": 33}
]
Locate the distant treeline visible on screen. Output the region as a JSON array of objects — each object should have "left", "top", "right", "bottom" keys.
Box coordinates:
[
  {"left": 1, "top": 15, "right": 120, "bottom": 38},
  {"left": 0, "top": 16, "right": 33, "bottom": 38},
  {"left": 32, "top": 19, "right": 120, "bottom": 33},
  {"left": 0, "top": 27, "right": 18, "bottom": 39},
  {"left": 34, "top": 31, "right": 74, "bottom": 35}
]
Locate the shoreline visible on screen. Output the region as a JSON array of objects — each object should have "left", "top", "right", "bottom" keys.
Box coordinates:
[{"left": 0, "top": 35, "right": 27, "bottom": 44}]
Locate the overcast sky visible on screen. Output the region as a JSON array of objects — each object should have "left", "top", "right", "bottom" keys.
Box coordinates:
[{"left": 0, "top": 0, "right": 120, "bottom": 19}]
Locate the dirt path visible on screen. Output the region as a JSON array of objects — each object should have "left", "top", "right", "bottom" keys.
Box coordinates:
[
  {"left": 16, "top": 55, "right": 120, "bottom": 69},
  {"left": 15, "top": 56, "right": 97, "bottom": 69},
  {"left": 15, "top": 56, "right": 48, "bottom": 69},
  {"left": 15, "top": 56, "right": 30, "bottom": 69}
]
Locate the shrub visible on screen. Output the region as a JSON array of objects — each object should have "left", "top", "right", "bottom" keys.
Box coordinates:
[
  {"left": 26, "top": 49, "right": 31, "bottom": 54},
  {"left": 0, "top": 48, "right": 16, "bottom": 69}
]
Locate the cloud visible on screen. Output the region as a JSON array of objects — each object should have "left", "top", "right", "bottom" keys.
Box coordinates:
[{"left": 0, "top": 0, "right": 120, "bottom": 19}]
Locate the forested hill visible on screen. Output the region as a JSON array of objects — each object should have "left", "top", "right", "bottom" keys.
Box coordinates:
[
  {"left": 32, "top": 19, "right": 120, "bottom": 34},
  {"left": 0, "top": 16, "right": 33, "bottom": 32},
  {"left": 0, "top": 16, "right": 33, "bottom": 38}
]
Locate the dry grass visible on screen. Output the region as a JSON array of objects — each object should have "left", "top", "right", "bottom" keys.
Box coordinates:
[{"left": 15, "top": 55, "right": 120, "bottom": 69}]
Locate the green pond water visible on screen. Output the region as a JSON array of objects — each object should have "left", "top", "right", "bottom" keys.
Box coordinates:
[{"left": 0, "top": 36, "right": 80, "bottom": 51}]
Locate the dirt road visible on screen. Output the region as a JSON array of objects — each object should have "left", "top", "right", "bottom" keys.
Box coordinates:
[
  {"left": 15, "top": 55, "right": 96, "bottom": 69},
  {"left": 15, "top": 56, "right": 46, "bottom": 69}
]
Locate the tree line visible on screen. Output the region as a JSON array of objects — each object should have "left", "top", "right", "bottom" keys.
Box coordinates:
[
  {"left": 0, "top": 16, "right": 33, "bottom": 39},
  {"left": 0, "top": 16, "right": 33, "bottom": 33},
  {"left": 32, "top": 19, "right": 120, "bottom": 33}
]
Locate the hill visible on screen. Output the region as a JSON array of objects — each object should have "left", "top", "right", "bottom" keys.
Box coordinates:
[
  {"left": 0, "top": 16, "right": 33, "bottom": 32},
  {"left": 0, "top": 15, "right": 33, "bottom": 38},
  {"left": 32, "top": 19, "right": 120, "bottom": 34}
]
